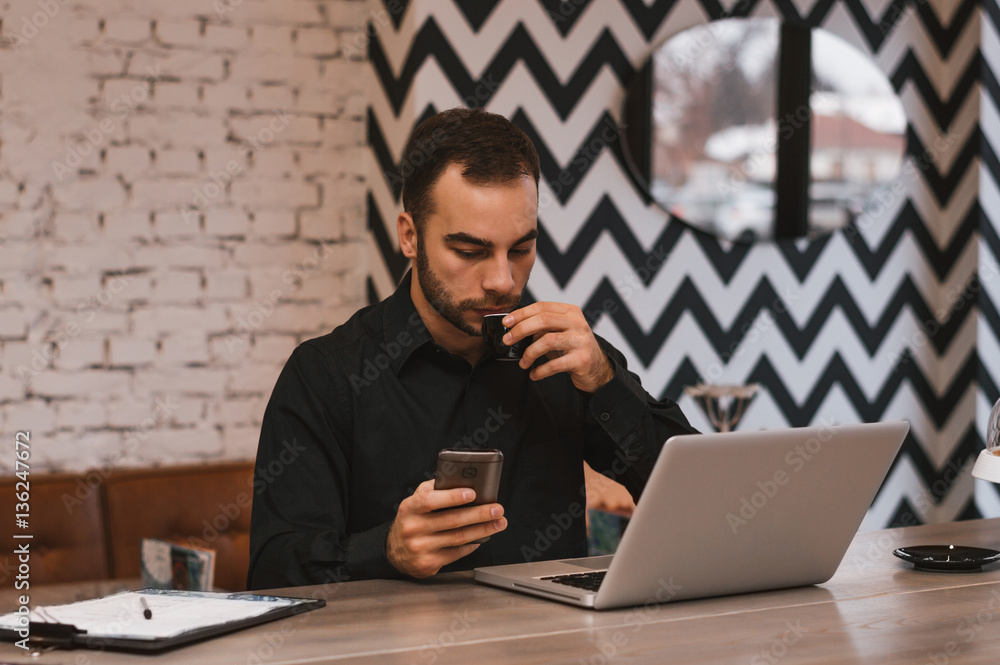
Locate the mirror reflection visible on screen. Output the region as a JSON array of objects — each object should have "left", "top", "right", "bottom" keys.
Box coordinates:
[{"left": 632, "top": 18, "right": 906, "bottom": 242}]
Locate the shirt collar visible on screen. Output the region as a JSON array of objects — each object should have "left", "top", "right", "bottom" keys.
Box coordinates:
[{"left": 382, "top": 270, "right": 434, "bottom": 374}]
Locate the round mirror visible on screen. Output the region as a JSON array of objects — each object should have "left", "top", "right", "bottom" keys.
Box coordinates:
[{"left": 623, "top": 18, "right": 906, "bottom": 242}]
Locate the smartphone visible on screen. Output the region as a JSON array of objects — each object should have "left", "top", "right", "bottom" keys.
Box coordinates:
[{"left": 434, "top": 448, "right": 504, "bottom": 544}]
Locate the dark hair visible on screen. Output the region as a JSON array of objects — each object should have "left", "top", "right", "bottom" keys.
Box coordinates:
[{"left": 399, "top": 107, "right": 540, "bottom": 228}]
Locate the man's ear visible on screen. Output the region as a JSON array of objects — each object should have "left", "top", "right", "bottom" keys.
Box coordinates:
[{"left": 397, "top": 212, "right": 417, "bottom": 260}]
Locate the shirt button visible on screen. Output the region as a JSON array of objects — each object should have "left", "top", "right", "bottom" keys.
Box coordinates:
[{"left": 600, "top": 412, "right": 611, "bottom": 421}]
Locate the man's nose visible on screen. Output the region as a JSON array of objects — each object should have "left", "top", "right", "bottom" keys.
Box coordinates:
[{"left": 482, "top": 254, "right": 515, "bottom": 295}]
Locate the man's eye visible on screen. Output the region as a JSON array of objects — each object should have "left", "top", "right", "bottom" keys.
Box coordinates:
[
  {"left": 455, "top": 249, "right": 482, "bottom": 259},
  {"left": 510, "top": 247, "right": 532, "bottom": 256}
]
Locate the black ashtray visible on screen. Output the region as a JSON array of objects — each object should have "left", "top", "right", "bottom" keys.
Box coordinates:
[{"left": 893, "top": 545, "right": 1000, "bottom": 572}]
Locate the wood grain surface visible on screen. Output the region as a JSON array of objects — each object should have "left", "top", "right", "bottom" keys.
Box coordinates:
[{"left": 2, "top": 518, "right": 1000, "bottom": 664}]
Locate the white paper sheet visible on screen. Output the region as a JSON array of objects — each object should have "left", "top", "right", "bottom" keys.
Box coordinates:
[{"left": 0, "top": 590, "right": 300, "bottom": 641}]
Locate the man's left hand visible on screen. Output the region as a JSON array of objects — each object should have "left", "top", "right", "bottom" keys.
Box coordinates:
[{"left": 502, "top": 303, "right": 614, "bottom": 393}]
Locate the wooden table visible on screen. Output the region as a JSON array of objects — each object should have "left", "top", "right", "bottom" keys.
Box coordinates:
[{"left": 4, "top": 519, "right": 1000, "bottom": 663}]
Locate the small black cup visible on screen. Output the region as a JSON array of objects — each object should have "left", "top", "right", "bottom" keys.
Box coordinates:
[{"left": 482, "top": 313, "right": 528, "bottom": 361}]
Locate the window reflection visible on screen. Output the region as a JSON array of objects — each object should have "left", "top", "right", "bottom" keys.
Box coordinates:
[{"left": 645, "top": 18, "right": 905, "bottom": 241}]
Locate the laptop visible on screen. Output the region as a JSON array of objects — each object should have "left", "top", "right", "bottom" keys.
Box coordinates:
[{"left": 474, "top": 421, "right": 909, "bottom": 609}]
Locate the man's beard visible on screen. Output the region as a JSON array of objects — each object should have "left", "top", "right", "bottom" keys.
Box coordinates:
[{"left": 415, "top": 239, "right": 521, "bottom": 337}]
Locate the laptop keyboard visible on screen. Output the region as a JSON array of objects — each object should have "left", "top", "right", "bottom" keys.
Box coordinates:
[{"left": 540, "top": 570, "right": 607, "bottom": 592}]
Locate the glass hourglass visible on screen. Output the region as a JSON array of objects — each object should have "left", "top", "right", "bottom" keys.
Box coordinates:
[{"left": 683, "top": 383, "right": 759, "bottom": 433}]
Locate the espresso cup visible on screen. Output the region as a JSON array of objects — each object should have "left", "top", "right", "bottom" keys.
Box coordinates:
[{"left": 482, "top": 313, "right": 528, "bottom": 361}]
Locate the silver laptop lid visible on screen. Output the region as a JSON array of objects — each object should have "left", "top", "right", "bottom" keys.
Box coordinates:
[{"left": 594, "top": 421, "right": 908, "bottom": 608}]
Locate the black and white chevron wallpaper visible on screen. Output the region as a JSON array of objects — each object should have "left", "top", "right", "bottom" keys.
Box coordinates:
[{"left": 366, "top": 0, "right": 1000, "bottom": 528}]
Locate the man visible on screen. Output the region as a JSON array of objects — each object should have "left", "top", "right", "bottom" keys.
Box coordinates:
[{"left": 247, "top": 107, "right": 697, "bottom": 589}]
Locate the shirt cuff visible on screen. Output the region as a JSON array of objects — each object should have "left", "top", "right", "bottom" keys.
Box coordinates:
[
  {"left": 345, "top": 521, "right": 404, "bottom": 580},
  {"left": 587, "top": 353, "right": 648, "bottom": 444}
]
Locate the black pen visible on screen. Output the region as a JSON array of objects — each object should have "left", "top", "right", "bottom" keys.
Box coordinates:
[{"left": 140, "top": 597, "right": 152, "bottom": 620}]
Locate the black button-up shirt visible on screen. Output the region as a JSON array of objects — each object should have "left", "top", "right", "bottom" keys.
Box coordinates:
[{"left": 247, "top": 271, "right": 697, "bottom": 589}]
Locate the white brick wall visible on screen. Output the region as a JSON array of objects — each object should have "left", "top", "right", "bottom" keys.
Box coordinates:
[{"left": 0, "top": 0, "right": 369, "bottom": 473}]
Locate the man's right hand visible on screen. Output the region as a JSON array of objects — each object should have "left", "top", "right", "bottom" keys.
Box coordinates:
[{"left": 386, "top": 479, "right": 507, "bottom": 578}]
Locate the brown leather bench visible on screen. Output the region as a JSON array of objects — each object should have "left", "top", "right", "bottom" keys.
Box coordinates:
[
  {"left": 0, "top": 462, "right": 253, "bottom": 591},
  {"left": 3, "top": 461, "right": 629, "bottom": 591},
  {"left": 103, "top": 462, "right": 253, "bottom": 593},
  {"left": 0, "top": 472, "right": 111, "bottom": 585}
]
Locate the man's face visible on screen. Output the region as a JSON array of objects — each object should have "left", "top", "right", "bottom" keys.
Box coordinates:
[{"left": 413, "top": 163, "right": 538, "bottom": 337}]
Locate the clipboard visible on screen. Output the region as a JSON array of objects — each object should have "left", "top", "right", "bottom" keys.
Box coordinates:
[{"left": 0, "top": 589, "right": 325, "bottom": 653}]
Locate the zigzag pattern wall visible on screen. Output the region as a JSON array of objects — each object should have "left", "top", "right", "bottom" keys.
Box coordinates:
[
  {"left": 980, "top": 0, "right": 1000, "bottom": 516},
  {"left": 366, "top": 0, "right": 998, "bottom": 528}
]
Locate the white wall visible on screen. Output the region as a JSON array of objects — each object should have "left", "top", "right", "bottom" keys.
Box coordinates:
[{"left": 0, "top": 0, "right": 372, "bottom": 471}]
